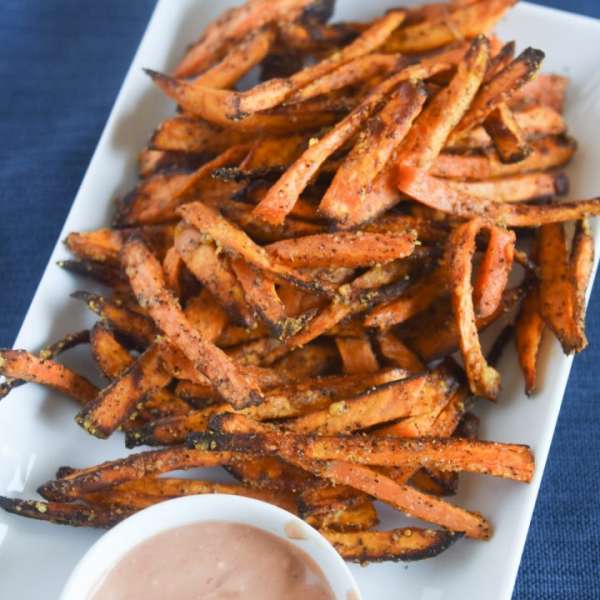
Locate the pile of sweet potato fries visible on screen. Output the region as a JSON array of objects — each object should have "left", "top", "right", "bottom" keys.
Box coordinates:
[{"left": 1, "top": 0, "right": 598, "bottom": 563}]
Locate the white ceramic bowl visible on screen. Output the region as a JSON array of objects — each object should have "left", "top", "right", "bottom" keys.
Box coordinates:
[{"left": 60, "top": 494, "right": 361, "bottom": 600}]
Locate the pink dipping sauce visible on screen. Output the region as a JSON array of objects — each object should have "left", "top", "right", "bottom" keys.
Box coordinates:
[{"left": 89, "top": 521, "right": 335, "bottom": 600}]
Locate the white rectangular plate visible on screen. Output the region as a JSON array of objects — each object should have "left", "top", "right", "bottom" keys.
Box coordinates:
[{"left": 1, "top": 2, "right": 599, "bottom": 599}]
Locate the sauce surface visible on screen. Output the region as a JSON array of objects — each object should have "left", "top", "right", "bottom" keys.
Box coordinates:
[{"left": 90, "top": 520, "right": 335, "bottom": 600}]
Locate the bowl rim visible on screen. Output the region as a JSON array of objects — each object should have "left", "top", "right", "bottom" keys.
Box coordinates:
[{"left": 59, "top": 493, "right": 361, "bottom": 600}]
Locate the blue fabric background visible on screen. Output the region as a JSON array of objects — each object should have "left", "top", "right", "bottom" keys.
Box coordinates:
[{"left": 0, "top": 2, "right": 598, "bottom": 598}]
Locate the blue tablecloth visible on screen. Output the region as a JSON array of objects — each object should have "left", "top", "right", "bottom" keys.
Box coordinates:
[{"left": 1, "top": 2, "right": 598, "bottom": 598}]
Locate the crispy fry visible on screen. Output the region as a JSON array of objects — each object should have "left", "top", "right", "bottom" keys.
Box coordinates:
[
  {"left": 172, "top": 0, "right": 317, "bottom": 77},
  {"left": 38, "top": 446, "right": 236, "bottom": 502},
  {"left": 319, "top": 82, "right": 426, "bottom": 226},
  {"left": 366, "top": 266, "right": 446, "bottom": 330},
  {"left": 72, "top": 291, "right": 155, "bottom": 349},
  {"left": 174, "top": 225, "right": 254, "bottom": 326},
  {"left": 193, "top": 27, "right": 275, "bottom": 89},
  {"left": 0, "top": 330, "right": 90, "bottom": 400},
  {"left": 0, "top": 497, "right": 130, "bottom": 529},
  {"left": 230, "top": 259, "right": 296, "bottom": 338},
  {"left": 396, "top": 36, "right": 490, "bottom": 170},
  {"left": 450, "top": 47, "right": 545, "bottom": 143},
  {"left": 308, "top": 500, "right": 379, "bottom": 532},
  {"left": 122, "top": 239, "right": 263, "bottom": 409},
  {"left": 184, "top": 290, "right": 228, "bottom": 343},
  {"left": 537, "top": 223, "right": 586, "bottom": 354},
  {"left": 483, "top": 103, "right": 530, "bottom": 164},
  {"left": 203, "top": 429, "right": 533, "bottom": 482},
  {"left": 76, "top": 342, "right": 171, "bottom": 438},
  {"left": 446, "top": 219, "right": 507, "bottom": 398},
  {"left": 397, "top": 166, "right": 600, "bottom": 226},
  {"left": 0, "top": 350, "right": 97, "bottom": 404},
  {"left": 151, "top": 116, "right": 247, "bottom": 154},
  {"left": 570, "top": 219, "right": 594, "bottom": 350},
  {"left": 472, "top": 226, "right": 516, "bottom": 319},
  {"left": 65, "top": 225, "right": 174, "bottom": 265},
  {"left": 289, "top": 53, "right": 405, "bottom": 104},
  {"left": 376, "top": 331, "right": 426, "bottom": 372},
  {"left": 433, "top": 134, "right": 577, "bottom": 180},
  {"left": 90, "top": 323, "right": 133, "bottom": 379},
  {"left": 115, "top": 145, "right": 250, "bottom": 226},
  {"left": 268, "top": 231, "right": 416, "bottom": 269},
  {"left": 289, "top": 369, "right": 456, "bottom": 434},
  {"left": 323, "top": 528, "right": 461, "bottom": 562},
  {"left": 335, "top": 335, "right": 380, "bottom": 375},
  {"left": 86, "top": 477, "right": 297, "bottom": 514},
  {"left": 384, "top": 0, "right": 515, "bottom": 54},
  {"left": 515, "top": 285, "right": 545, "bottom": 395}
]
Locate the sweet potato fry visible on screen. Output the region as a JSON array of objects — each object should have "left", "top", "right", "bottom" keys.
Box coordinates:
[
  {"left": 0, "top": 330, "right": 90, "bottom": 400},
  {"left": 0, "top": 497, "right": 130, "bottom": 529},
  {"left": 323, "top": 528, "right": 461, "bottom": 562},
  {"left": 0, "top": 350, "right": 97, "bottom": 404},
  {"left": 366, "top": 266, "right": 446, "bottom": 330},
  {"left": 174, "top": 225, "right": 254, "bottom": 326},
  {"left": 433, "top": 134, "right": 577, "bottom": 180},
  {"left": 335, "top": 335, "right": 380, "bottom": 375},
  {"left": 483, "top": 103, "right": 530, "bottom": 164},
  {"left": 570, "top": 219, "right": 594, "bottom": 350},
  {"left": 410, "top": 468, "right": 458, "bottom": 497},
  {"left": 58, "top": 259, "right": 129, "bottom": 290},
  {"left": 537, "top": 223, "right": 587, "bottom": 354},
  {"left": 383, "top": 0, "right": 515, "bottom": 54},
  {"left": 115, "top": 144, "right": 250, "bottom": 226},
  {"left": 122, "top": 239, "right": 263, "bottom": 409},
  {"left": 289, "top": 53, "right": 405, "bottom": 104},
  {"left": 251, "top": 62, "right": 450, "bottom": 226},
  {"left": 515, "top": 285, "right": 545, "bottom": 395},
  {"left": 396, "top": 36, "right": 490, "bottom": 170},
  {"left": 192, "top": 27, "right": 275, "bottom": 89},
  {"left": 73, "top": 291, "right": 156, "bottom": 349},
  {"left": 172, "top": 0, "right": 317, "bottom": 77},
  {"left": 65, "top": 225, "right": 174, "bottom": 265},
  {"left": 445, "top": 172, "right": 568, "bottom": 203},
  {"left": 319, "top": 82, "right": 426, "bottom": 226},
  {"left": 86, "top": 477, "right": 297, "bottom": 514},
  {"left": 206, "top": 428, "right": 533, "bottom": 482},
  {"left": 268, "top": 231, "right": 416, "bottom": 269},
  {"left": 183, "top": 290, "right": 228, "bottom": 343},
  {"left": 200, "top": 413, "right": 491, "bottom": 539},
  {"left": 38, "top": 446, "right": 236, "bottom": 502},
  {"left": 376, "top": 331, "right": 426, "bottom": 372},
  {"left": 398, "top": 166, "right": 600, "bottom": 226},
  {"left": 472, "top": 226, "right": 516, "bottom": 319},
  {"left": 230, "top": 259, "right": 298, "bottom": 338},
  {"left": 450, "top": 47, "right": 545, "bottom": 143},
  {"left": 289, "top": 370, "right": 456, "bottom": 434},
  {"left": 308, "top": 500, "right": 379, "bottom": 532},
  {"left": 76, "top": 342, "right": 172, "bottom": 438},
  {"left": 90, "top": 323, "right": 133, "bottom": 379},
  {"left": 446, "top": 219, "right": 505, "bottom": 399},
  {"left": 151, "top": 116, "right": 247, "bottom": 154}
]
